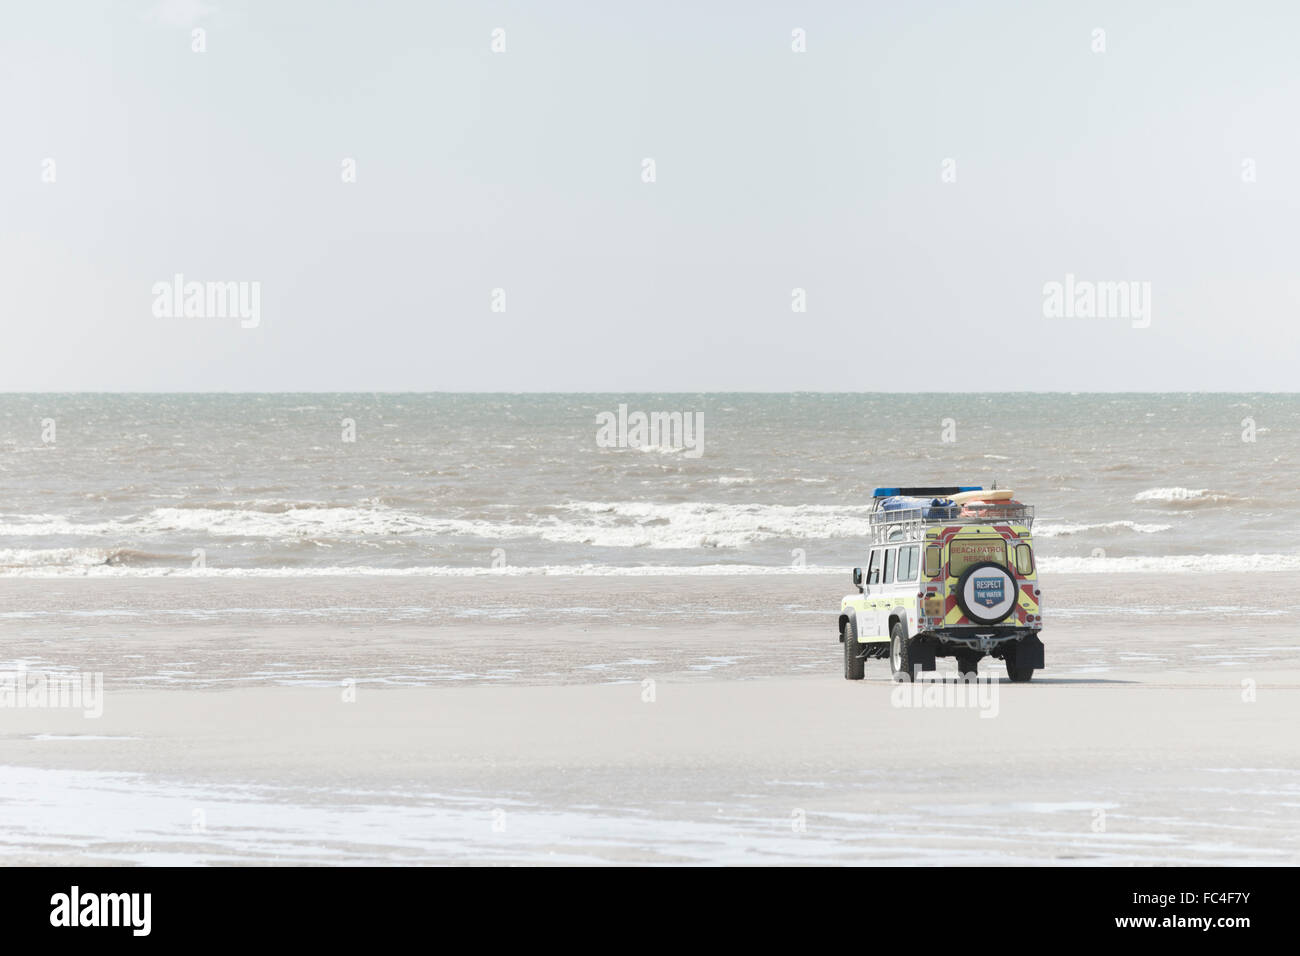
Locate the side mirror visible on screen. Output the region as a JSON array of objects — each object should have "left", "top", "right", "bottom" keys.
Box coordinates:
[{"left": 852, "top": 567, "right": 863, "bottom": 591}]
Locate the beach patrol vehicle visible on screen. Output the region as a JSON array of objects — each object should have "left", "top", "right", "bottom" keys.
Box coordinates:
[{"left": 838, "top": 486, "right": 1044, "bottom": 683}]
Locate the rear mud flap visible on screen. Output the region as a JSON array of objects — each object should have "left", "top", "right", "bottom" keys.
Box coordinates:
[{"left": 1015, "top": 634, "right": 1045, "bottom": 670}]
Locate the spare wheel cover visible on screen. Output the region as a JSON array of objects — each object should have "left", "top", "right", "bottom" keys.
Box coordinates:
[{"left": 955, "top": 561, "right": 1017, "bottom": 625}]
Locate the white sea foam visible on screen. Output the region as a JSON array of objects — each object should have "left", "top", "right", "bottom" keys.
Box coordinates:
[
  {"left": 1035, "top": 520, "right": 1172, "bottom": 537},
  {"left": 0, "top": 548, "right": 111, "bottom": 567},
  {"left": 1039, "top": 553, "right": 1300, "bottom": 574},
  {"left": 0, "top": 501, "right": 877, "bottom": 551},
  {"left": 543, "top": 501, "right": 875, "bottom": 549},
  {"left": 0, "top": 508, "right": 526, "bottom": 543},
  {"left": 1133, "top": 487, "right": 1235, "bottom": 505}
]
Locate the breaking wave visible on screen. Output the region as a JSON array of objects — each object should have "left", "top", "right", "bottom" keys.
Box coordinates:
[
  {"left": 0, "top": 502, "right": 878, "bottom": 551},
  {"left": 1133, "top": 487, "right": 1237, "bottom": 506},
  {"left": 1035, "top": 520, "right": 1172, "bottom": 537}
]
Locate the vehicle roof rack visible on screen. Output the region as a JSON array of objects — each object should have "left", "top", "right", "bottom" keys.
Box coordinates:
[{"left": 867, "top": 502, "right": 1035, "bottom": 544}]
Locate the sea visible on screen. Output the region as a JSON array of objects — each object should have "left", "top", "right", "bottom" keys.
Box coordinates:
[{"left": 1, "top": 393, "right": 1295, "bottom": 577}]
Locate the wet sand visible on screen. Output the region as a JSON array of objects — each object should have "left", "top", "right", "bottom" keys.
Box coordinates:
[{"left": 0, "top": 573, "right": 1297, "bottom": 864}]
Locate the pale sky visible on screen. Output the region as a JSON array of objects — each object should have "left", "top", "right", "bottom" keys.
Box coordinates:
[{"left": 3, "top": 0, "right": 1298, "bottom": 391}]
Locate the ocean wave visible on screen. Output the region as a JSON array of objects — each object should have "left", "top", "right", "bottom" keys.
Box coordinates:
[
  {"left": 0, "top": 562, "right": 845, "bottom": 579},
  {"left": 548, "top": 501, "right": 876, "bottom": 549},
  {"left": 1034, "top": 520, "right": 1172, "bottom": 537},
  {"left": 0, "top": 547, "right": 181, "bottom": 568},
  {"left": 145, "top": 506, "right": 451, "bottom": 538},
  {"left": 165, "top": 499, "right": 376, "bottom": 513},
  {"left": 1039, "top": 553, "right": 1300, "bottom": 574},
  {"left": 0, "top": 514, "right": 121, "bottom": 537},
  {"left": 0, "top": 501, "right": 880, "bottom": 551},
  {"left": 0, "top": 508, "right": 507, "bottom": 542},
  {"left": 1133, "top": 487, "right": 1236, "bottom": 505},
  {"left": 633, "top": 443, "right": 688, "bottom": 454}
]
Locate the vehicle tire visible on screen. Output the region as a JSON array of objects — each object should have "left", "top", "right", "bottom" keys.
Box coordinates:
[
  {"left": 1005, "top": 655, "right": 1035, "bottom": 683},
  {"left": 843, "top": 619, "right": 865, "bottom": 681},
  {"left": 889, "top": 620, "right": 913, "bottom": 682},
  {"left": 955, "top": 652, "right": 980, "bottom": 678}
]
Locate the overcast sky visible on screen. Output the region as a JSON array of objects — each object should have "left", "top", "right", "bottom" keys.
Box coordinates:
[{"left": 3, "top": 0, "right": 1298, "bottom": 391}]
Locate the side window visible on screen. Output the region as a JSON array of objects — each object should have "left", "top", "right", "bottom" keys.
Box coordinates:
[
  {"left": 923, "top": 545, "right": 942, "bottom": 578},
  {"left": 1015, "top": 543, "right": 1034, "bottom": 575},
  {"left": 898, "top": 545, "right": 919, "bottom": 582},
  {"left": 882, "top": 547, "right": 895, "bottom": 585},
  {"left": 866, "top": 549, "right": 881, "bottom": 585}
]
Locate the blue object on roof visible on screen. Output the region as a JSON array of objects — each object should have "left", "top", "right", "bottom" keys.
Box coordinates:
[{"left": 878, "top": 496, "right": 963, "bottom": 519}]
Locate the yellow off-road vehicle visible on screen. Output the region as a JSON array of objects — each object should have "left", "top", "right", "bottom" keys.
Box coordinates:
[{"left": 838, "top": 486, "right": 1044, "bottom": 683}]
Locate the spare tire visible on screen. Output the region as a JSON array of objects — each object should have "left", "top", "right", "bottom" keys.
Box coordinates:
[{"left": 954, "top": 561, "right": 1017, "bottom": 625}]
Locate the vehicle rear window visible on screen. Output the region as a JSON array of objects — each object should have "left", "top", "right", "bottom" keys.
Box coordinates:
[
  {"left": 1014, "top": 542, "right": 1034, "bottom": 575},
  {"left": 948, "top": 538, "right": 1008, "bottom": 577},
  {"left": 897, "top": 545, "right": 919, "bottom": 582}
]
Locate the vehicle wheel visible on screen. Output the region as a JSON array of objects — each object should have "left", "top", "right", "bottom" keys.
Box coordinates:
[
  {"left": 889, "top": 620, "right": 913, "bottom": 682},
  {"left": 843, "top": 619, "right": 865, "bottom": 681},
  {"left": 955, "top": 652, "right": 980, "bottom": 678},
  {"left": 1005, "top": 655, "right": 1035, "bottom": 683}
]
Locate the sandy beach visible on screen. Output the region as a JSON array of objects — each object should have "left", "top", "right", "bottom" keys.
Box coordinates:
[{"left": 2, "top": 572, "right": 1297, "bottom": 865}]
